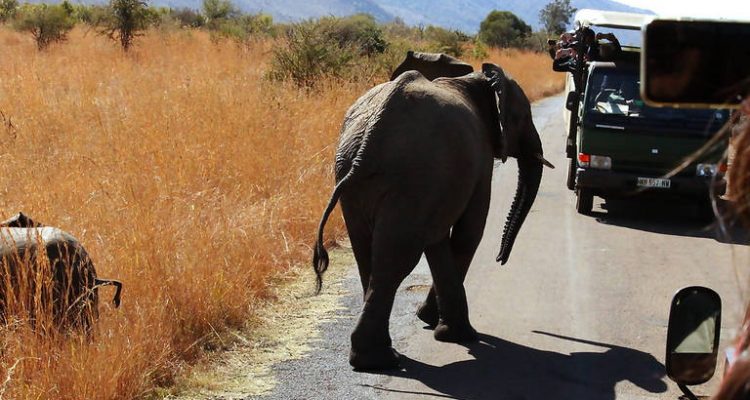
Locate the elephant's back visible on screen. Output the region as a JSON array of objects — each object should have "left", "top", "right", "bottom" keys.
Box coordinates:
[
  {"left": 336, "top": 71, "right": 491, "bottom": 185},
  {"left": 373, "top": 75, "right": 490, "bottom": 170},
  {"left": 0, "top": 227, "right": 90, "bottom": 271}
]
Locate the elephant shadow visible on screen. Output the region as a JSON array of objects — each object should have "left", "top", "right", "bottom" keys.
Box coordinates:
[{"left": 371, "top": 331, "right": 668, "bottom": 400}]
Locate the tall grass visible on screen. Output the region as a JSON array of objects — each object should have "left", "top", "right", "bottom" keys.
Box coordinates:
[{"left": 0, "top": 27, "right": 562, "bottom": 399}]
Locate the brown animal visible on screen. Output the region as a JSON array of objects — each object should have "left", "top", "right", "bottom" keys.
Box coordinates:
[{"left": 0, "top": 213, "right": 122, "bottom": 331}]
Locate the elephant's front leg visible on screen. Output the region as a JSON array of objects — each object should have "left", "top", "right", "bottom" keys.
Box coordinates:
[
  {"left": 417, "top": 181, "right": 490, "bottom": 329},
  {"left": 424, "top": 236, "right": 477, "bottom": 343}
]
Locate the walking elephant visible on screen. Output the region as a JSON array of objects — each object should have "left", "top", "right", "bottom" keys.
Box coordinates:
[
  {"left": 313, "top": 58, "right": 553, "bottom": 370},
  {"left": 390, "top": 51, "right": 474, "bottom": 81}
]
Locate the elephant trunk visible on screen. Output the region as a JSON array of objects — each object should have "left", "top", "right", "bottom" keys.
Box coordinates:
[{"left": 496, "top": 153, "right": 544, "bottom": 265}]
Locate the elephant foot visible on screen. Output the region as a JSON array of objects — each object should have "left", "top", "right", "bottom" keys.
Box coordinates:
[
  {"left": 349, "top": 346, "right": 401, "bottom": 371},
  {"left": 416, "top": 302, "right": 439, "bottom": 329},
  {"left": 434, "top": 321, "right": 478, "bottom": 343}
]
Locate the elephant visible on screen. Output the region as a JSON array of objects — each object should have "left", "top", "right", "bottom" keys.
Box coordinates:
[
  {"left": 313, "top": 58, "right": 553, "bottom": 370},
  {"left": 0, "top": 214, "right": 122, "bottom": 332},
  {"left": 390, "top": 51, "right": 474, "bottom": 81}
]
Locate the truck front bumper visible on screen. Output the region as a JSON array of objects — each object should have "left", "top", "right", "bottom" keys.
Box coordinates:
[{"left": 576, "top": 168, "right": 726, "bottom": 197}]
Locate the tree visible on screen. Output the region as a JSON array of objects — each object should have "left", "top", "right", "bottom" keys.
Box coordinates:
[
  {"left": 100, "top": 0, "right": 152, "bottom": 51},
  {"left": 0, "top": 0, "right": 18, "bottom": 22},
  {"left": 202, "top": 0, "right": 237, "bottom": 27},
  {"left": 424, "top": 26, "right": 469, "bottom": 57},
  {"left": 539, "top": 0, "right": 577, "bottom": 35},
  {"left": 478, "top": 10, "right": 531, "bottom": 48},
  {"left": 13, "top": 4, "right": 75, "bottom": 50}
]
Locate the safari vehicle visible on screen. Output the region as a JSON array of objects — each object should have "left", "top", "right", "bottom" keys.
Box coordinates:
[{"left": 559, "top": 10, "right": 729, "bottom": 214}]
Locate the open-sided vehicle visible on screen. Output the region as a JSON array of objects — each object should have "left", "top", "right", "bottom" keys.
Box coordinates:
[{"left": 558, "top": 10, "right": 729, "bottom": 214}]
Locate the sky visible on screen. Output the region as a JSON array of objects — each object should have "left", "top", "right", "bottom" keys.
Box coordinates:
[{"left": 613, "top": 0, "right": 750, "bottom": 21}]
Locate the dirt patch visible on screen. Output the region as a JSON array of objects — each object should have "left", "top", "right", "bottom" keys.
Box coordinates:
[
  {"left": 404, "top": 284, "right": 431, "bottom": 292},
  {"left": 168, "top": 249, "right": 353, "bottom": 399}
]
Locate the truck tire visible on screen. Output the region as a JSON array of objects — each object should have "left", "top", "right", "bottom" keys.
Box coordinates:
[
  {"left": 566, "top": 157, "right": 576, "bottom": 190},
  {"left": 576, "top": 188, "right": 594, "bottom": 215}
]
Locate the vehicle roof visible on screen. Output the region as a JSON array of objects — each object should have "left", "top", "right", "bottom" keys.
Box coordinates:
[{"left": 574, "top": 9, "right": 655, "bottom": 30}]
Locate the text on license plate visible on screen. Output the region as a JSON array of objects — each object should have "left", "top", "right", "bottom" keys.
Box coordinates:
[{"left": 637, "top": 177, "right": 671, "bottom": 189}]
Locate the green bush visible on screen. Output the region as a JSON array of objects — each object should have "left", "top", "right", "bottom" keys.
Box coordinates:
[
  {"left": 170, "top": 7, "right": 204, "bottom": 28},
  {"left": 329, "top": 14, "right": 387, "bottom": 56},
  {"left": 71, "top": 4, "right": 109, "bottom": 25},
  {"left": 268, "top": 15, "right": 389, "bottom": 87},
  {"left": 202, "top": 0, "right": 237, "bottom": 27},
  {"left": 268, "top": 20, "right": 353, "bottom": 86},
  {"left": 520, "top": 30, "right": 552, "bottom": 52},
  {"left": 478, "top": 10, "right": 532, "bottom": 48},
  {"left": 213, "top": 13, "right": 273, "bottom": 42},
  {"left": 423, "top": 26, "right": 469, "bottom": 57},
  {"left": 0, "top": 0, "right": 18, "bottom": 23},
  {"left": 13, "top": 3, "right": 75, "bottom": 50}
]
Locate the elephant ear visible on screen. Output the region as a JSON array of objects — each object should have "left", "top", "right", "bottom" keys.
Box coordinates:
[{"left": 482, "top": 63, "right": 510, "bottom": 162}]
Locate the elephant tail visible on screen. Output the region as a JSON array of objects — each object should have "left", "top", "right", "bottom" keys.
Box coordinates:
[
  {"left": 313, "top": 169, "right": 354, "bottom": 294},
  {"left": 94, "top": 278, "right": 123, "bottom": 308}
]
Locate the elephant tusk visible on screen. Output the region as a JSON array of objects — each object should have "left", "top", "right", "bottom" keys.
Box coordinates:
[{"left": 535, "top": 154, "right": 555, "bottom": 169}]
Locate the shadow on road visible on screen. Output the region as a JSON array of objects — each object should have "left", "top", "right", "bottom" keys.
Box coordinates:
[
  {"left": 368, "top": 331, "right": 667, "bottom": 400},
  {"left": 592, "top": 197, "right": 749, "bottom": 245}
]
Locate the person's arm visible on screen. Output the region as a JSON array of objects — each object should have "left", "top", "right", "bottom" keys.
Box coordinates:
[{"left": 597, "top": 33, "right": 621, "bottom": 51}]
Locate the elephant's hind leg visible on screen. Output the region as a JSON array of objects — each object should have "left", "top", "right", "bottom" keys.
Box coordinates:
[
  {"left": 341, "top": 201, "right": 372, "bottom": 296},
  {"left": 424, "top": 236, "right": 478, "bottom": 343},
  {"left": 349, "top": 220, "right": 423, "bottom": 370}
]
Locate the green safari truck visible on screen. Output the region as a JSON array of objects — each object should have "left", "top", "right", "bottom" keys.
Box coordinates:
[
  {"left": 561, "top": 9, "right": 729, "bottom": 215},
  {"left": 571, "top": 60, "right": 728, "bottom": 214}
]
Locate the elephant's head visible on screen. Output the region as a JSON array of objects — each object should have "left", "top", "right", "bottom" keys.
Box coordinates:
[
  {"left": 390, "top": 51, "right": 474, "bottom": 81},
  {"left": 481, "top": 63, "right": 554, "bottom": 265}
]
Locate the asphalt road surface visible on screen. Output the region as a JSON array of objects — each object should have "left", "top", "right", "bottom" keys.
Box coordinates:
[{"left": 254, "top": 94, "right": 750, "bottom": 400}]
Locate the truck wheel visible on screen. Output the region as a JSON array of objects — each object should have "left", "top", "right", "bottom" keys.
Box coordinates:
[
  {"left": 566, "top": 157, "right": 576, "bottom": 190},
  {"left": 576, "top": 189, "right": 594, "bottom": 215}
]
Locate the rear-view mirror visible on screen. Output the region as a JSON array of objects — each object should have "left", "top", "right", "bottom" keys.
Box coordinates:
[
  {"left": 642, "top": 19, "right": 750, "bottom": 108},
  {"left": 665, "top": 286, "right": 722, "bottom": 387}
]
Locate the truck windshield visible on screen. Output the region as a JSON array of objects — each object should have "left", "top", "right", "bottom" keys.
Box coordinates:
[{"left": 584, "top": 68, "right": 727, "bottom": 135}]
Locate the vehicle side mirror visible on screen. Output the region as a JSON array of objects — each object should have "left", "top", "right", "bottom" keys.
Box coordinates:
[
  {"left": 666, "top": 286, "right": 722, "bottom": 395},
  {"left": 565, "top": 91, "right": 579, "bottom": 111}
]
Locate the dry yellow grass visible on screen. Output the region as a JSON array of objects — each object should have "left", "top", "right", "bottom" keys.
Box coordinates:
[{"left": 0, "top": 27, "right": 563, "bottom": 399}]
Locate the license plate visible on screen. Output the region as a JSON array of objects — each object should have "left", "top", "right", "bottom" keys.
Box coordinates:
[{"left": 637, "top": 177, "right": 671, "bottom": 189}]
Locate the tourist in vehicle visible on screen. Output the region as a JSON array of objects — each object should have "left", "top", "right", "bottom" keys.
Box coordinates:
[
  {"left": 550, "top": 28, "right": 622, "bottom": 73},
  {"left": 551, "top": 32, "right": 577, "bottom": 72},
  {"left": 595, "top": 32, "right": 622, "bottom": 61}
]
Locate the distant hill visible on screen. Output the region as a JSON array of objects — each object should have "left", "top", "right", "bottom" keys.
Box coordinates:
[
  {"left": 224, "top": 0, "right": 652, "bottom": 34},
  {"left": 48, "top": 0, "right": 653, "bottom": 34},
  {"left": 157, "top": 0, "right": 394, "bottom": 23},
  {"left": 372, "top": 0, "right": 651, "bottom": 33}
]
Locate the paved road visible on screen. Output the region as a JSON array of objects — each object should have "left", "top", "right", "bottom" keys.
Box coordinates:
[{"left": 254, "top": 94, "right": 750, "bottom": 400}]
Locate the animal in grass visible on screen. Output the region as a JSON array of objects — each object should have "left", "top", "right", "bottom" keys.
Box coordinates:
[
  {"left": 313, "top": 57, "right": 554, "bottom": 370},
  {"left": 0, "top": 213, "right": 122, "bottom": 332},
  {"left": 390, "top": 51, "right": 474, "bottom": 81}
]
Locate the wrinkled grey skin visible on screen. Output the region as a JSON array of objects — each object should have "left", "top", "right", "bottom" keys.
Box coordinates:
[
  {"left": 313, "top": 60, "right": 552, "bottom": 370},
  {"left": 390, "top": 51, "right": 474, "bottom": 81},
  {"left": 0, "top": 220, "right": 122, "bottom": 332}
]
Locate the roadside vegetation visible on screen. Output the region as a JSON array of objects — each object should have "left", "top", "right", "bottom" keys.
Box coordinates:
[{"left": 0, "top": 0, "right": 564, "bottom": 397}]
